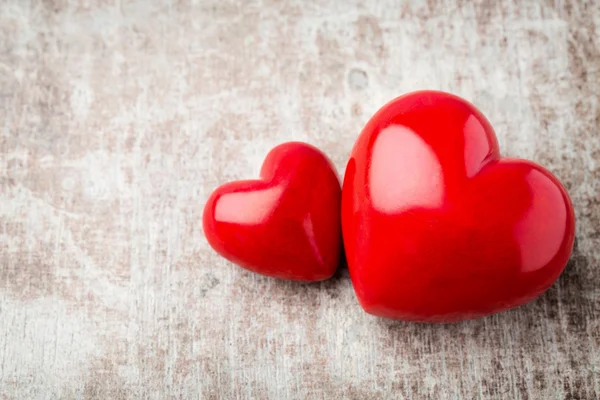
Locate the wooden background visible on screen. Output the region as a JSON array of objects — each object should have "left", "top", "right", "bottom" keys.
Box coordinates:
[{"left": 1, "top": 0, "right": 599, "bottom": 398}]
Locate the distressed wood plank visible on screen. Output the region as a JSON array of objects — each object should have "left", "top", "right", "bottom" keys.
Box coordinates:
[{"left": 0, "top": 0, "right": 598, "bottom": 398}]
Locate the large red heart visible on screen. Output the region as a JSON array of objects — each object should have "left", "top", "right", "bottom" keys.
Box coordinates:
[
  {"left": 342, "top": 91, "right": 575, "bottom": 322},
  {"left": 203, "top": 142, "right": 342, "bottom": 281}
]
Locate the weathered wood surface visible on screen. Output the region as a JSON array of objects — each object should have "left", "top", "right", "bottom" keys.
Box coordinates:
[{"left": 0, "top": 0, "right": 599, "bottom": 399}]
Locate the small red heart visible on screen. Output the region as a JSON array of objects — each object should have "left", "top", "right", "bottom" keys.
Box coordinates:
[
  {"left": 342, "top": 91, "right": 575, "bottom": 322},
  {"left": 203, "top": 142, "right": 342, "bottom": 281}
]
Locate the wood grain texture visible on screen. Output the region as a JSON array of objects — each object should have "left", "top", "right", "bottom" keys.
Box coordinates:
[{"left": 0, "top": 0, "right": 599, "bottom": 398}]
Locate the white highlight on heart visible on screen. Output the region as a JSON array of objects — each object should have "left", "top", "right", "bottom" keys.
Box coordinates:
[
  {"left": 303, "top": 214, "right": 325, "bottom": 266},
  {"left": 215, "top": 185, "right": 284, "bottom": 225},
  {"left": 463, "top": 115, "right": 494, "bottom": 178},
  {"left": 369, "top": 125, "right": 444, "bottom": 213},
  {"left": 514, "top": 170, "right": 567, "bottom": 273}
]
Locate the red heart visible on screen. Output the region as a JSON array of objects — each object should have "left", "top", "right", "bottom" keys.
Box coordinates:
[
  {"left": 342, "top": 91, "right": 575, "bottom": 322},
  {"left": 203, "top": 142, "right": 342, "bottom": 281}
]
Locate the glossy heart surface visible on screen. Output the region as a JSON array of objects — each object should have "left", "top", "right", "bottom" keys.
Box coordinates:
[
  {"left": 203, "top": 142, "right": 342, "bottom": 281},
  {"left": 342, "top": 91, "right": 575, "bottom": 322}
]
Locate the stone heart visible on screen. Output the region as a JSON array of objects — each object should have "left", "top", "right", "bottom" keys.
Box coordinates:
[
  {"left": 204, "top": 142, "right": 342, "bottom": 281},
  {"left": 342, "top": 91, "right": 575, "bottom": 322}
]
